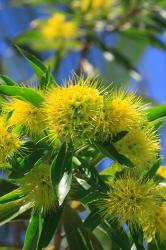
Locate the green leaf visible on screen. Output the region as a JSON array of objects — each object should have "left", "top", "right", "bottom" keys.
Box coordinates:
[
  {"left": 0, "top": 75, "right": 17, "bottom": 86},
  {"left": 16, "top": 30, "right": 43, "bottom": 44},
  {"left": 16, "top": 46, "right": 46, "bottom": 77},
  {"left": 103, "top": 221, "right": 131, "bottom": 250},
  {"left": 78, "top": 162, "right": 109, "bottom": 192},
  {"left": 0, "top": 200, "right": 31, "bottom": 226},
  {"left": 95, "top": 142, "right": 134, "bottom": 168},
  {"left": 144, "top": 105, "right": 166, "bottom": 121},
  {"left": 0, "top": 179, "right": 17, "bottom": 196},
  {"left": 51, "top": 142, "right": 73, "bottom": 205},
  {"left": 0, "top": 96, "right": 5, "bottom": 106},
  {"left": 23, "top": 212, "right": 43, "bottom": 250},
  {"left": 71, "top": 179, "right": 90, "bottom": 201},
  {"left": 0, "top": 189, "right": 24, "bottom": 204},
  {"left": 148, "top": 119, "right": 164, "bottom": 130},
  {"left": 80, "top": 189, "right": 101, "bottom": 208},
  {"left": 84, "top": 208, "right": 103, "bottom": 230},
  {"left": 0, "top": 85, "right": 44, "bottom": 107},
  {"left": 63, "top": 206, "right": 94, "bottom": 250},
  {"left": 10, "top": 144, "right": 44, "bottom": 179},
  {"left": 16, "top": 46, "right": 56, "bottom": 87},
  {"left": 38, "top": 207, "right": 63, "bottom": 248},
  {"left": 143, "top": 158, "right": 162, "bottom": 182},
  {"left": 4, "top": 110, "right": 14, "bottom": 123},
  {"left": 129, "top": 226, "right": 144, "bottom": 250},
  {"left": 93, "top": 227, "right": 113, "bottom": 250},
  {"left": 87, "top": 231, "right": 104, "bottom": 250},
  {"left": 0, "top": 201, "right": 20, "bottom": 224},
  {"left": 112, "top": 131, "right": 128, "bottom": 143},
  {"left": 11, "top": 209, "right": 31, "bottom": 222},
  {"left": 39, "top": 65, "right": 56, "bottom": 89}
]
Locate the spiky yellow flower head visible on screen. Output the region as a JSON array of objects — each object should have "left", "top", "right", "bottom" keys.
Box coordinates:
[
  {"left": 114, "top": 127, "right": 160, "bottom": 168},
  {"left": 3, "top": 99, "right": 45, "bottom": 137},
  {"left": 157, "top": 166, "right": 166, "bottom": 179},
  {"left": 42, "top": 13, "right": 78, "bottom": 42},
  {"left": 0, "top": 118, "right": 21, "bottom": 166},
  {"left": 18, "top": 163, "right": 57, "bottom": 212},
  {"left": 99, "top": 90, "right": 146, "bottom": 140},
  {"left": 44, "top": 78, "right": 104, "bottom": 142},
  {"left": 100, "top": 173, "right": 163, "bottom": 228}
]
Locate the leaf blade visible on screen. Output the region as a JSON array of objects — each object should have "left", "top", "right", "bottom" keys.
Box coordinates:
[
  {"left": 23, "top": 212, "right": 43, "bottom": 250},
  {"left": 63, "top": 206, "right": 94, "bottom": 250},
  {"left": 144, "top": 105, "right": 166, "bottom": 121},
  {"left": 38, "top": 207, "right": 63, "bottom": 248},
  {"left": 51, "top": 143, "right": 73, "bottom": 205},
  {"left": 0, "top": 85, "right": 44, "bottom": 107}
]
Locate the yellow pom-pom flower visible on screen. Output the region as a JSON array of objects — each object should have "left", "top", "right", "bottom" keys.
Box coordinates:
[
  {"left": 0, "top": 118, "right": 21, "bottom": 165},
  {"left": 44, "top": 79, "right": 104, "bottom": 142},
  {"left": 100, "top": 90, "right": 146, "bottom": 140},
  {"left": 4, "top": 99, "right": 45, "bottom": 137},
  {"left": 114, "top": 127, "right": 160, "bottom": 168},
  {"left": 42, "top": 13, "right": 78, "bottom": 42},
  {"left": 100, "top": 173, "right": 163, "bottom": 228},
  {"left": 18, "top": 164, "right": 57, "bottom": 212}
]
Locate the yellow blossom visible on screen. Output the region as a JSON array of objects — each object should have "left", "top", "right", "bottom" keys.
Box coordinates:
[
  {"left": 3, "top": 99, "right": 45, "bottom": 136},
  {"left": 41, "top": 13, "right": 78, "bottom": 42},
  {"left": 44, "top": 79, "right": 104, "bottom": 142},
  {"left": 17, "top": 164, "right": 57, "bottom": 212},
  {"left": 0, "top": 118, "right": 21, "bottom": 165},
  {"left": 157, "top": 166, "right": 166, "bottom": 179},
  {"left": 99, "top": 173, "right": 163, "bottom": 228},
  {"left": 114, "top": 127, "right": 160, "bottom": 168},
  {"left": 100, "top": 91, "right": 146, "bottom": 140}
]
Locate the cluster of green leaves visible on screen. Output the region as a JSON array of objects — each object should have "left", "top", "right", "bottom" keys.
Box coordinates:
[
  {"left": 0, "top": 48, "right": 166, "bottom": 250},
  {"left": 10, "top": 0, "right": 166, "bottom": 83}
]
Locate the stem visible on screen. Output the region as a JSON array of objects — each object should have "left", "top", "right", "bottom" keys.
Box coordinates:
[
  {"left": 53, "top": 222, "right": 62, "bottom": 250},
  {"left": 53, "top": 48, "right": 63, "bottom": 77}
]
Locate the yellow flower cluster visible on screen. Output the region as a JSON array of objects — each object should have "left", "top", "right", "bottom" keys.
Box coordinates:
[
  {"left": 3, "top": 99, "right": 45, "bottom": 137},
  {"left": 99, "top": 172, "right": 163, "bottom": 229},
  {"left": 42, "top": 13, "right": 78, "bottom": 42},
  {"left": 0, "top": 77, "right": 162, "bottom": 226},
  {"left": 114, "top": 128, "right": 160, "bottom": 168},
  {"left": 101, "top": 91, "right": 145, "bottom": 136},
  {"left": 44, "top": 79, "right": 103, "bottom": 142},
  {"left": 1, "top": 79, "right": 160, "bottom": 170},
  {"left": 18, "top": 163, "right": 57, "bottom": 212},
  {"left": 0, "top": 118, "right": 21, "bottom": 165}
]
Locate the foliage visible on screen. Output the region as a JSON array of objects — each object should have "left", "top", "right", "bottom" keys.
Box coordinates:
[{"left": 0, "top": 49, "right": 166, "bottom": 250}]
